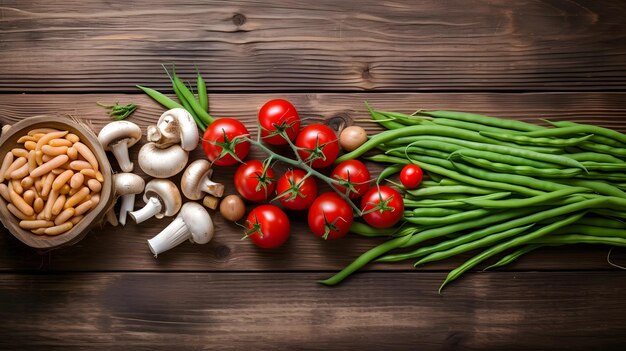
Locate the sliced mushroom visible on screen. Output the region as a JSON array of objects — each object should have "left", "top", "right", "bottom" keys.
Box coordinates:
[
  {"left": 147, "top": 202, "right": 213, "bottom": 257},
  {"left": 180, "top": 159, "right": 224, "bottom": 200},
  {"left": 129, "top": 179, "right": 181, "bottom": 224},
  {"left": 137, "top": 142, "right": 188, "bottom": 178},
  {"left": 97, "top": 121, "right": 142, "bottom": 172},
  {"left": 146, "top": 108, "right": 199, "bottom": 151},
  {"left": 113, "top": 173, "right": 145, "bottom": 226}
]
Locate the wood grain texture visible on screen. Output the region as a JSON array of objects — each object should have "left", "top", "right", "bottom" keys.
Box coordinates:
[
  {"left": 0, "top": 92, "right": 625, "bottom": 272},
  {"left": 0, "top": 272, "right": 625, "bottom": 350},
  {"left": 1, "top": 0, "right": 626, "bottom": 92}
]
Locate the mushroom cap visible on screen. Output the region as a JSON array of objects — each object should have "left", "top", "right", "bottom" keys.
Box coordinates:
[
  {"left": 113, "top": 173, "right": 145, "bottom": 197},
  {"left": 138, "top": 142, "right": 189, "bottom": 178},
  {"left": 143, "top": 179, "right": 182, "bottom": 218},
  {"left": 181, "top": 159, "right": 213, "bottom": 200},
  {"left": 97, "top": 121, "right": 142, "bottom": 150},
  {"left": 157, "top": 108, "right": 199, "bottom": 151},
  {"left": 179, "top": 202, "right": 213, "bottom": 244}
]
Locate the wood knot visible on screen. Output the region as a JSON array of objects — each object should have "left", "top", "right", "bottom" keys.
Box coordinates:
[
  {"left": 214, "top": 245, "right": 231, "bottom": 260},
  {"left": 232, "top": 13, "right": 247, "bottom": 26},
  {"left": 362, "top": 65, "right": 371, "bottom": 80},
  {"left": 326, "top": 113, "right": 350, "bottom": 132}
]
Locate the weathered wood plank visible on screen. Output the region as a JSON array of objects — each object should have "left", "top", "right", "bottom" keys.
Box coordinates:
[
  {"left": 1, "top": 0, "right": 625, "bottom": 92},
  {"left": 1, "top": 92, "right": 626, "bottom": 272},
  {"left": 0, "top": 272, "right": 624, "bottom": 350}
]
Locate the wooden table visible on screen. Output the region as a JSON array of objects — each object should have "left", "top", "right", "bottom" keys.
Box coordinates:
[{"left": 1, "top": 1, "right": 625, "bottom": 349}]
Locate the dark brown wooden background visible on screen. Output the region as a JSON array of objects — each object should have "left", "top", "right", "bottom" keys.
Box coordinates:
[{"left": 1, "top": 1, "right": 625, "bottom": 350}]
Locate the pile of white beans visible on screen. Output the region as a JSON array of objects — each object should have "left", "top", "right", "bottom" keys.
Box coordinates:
[{"left": 0, "top": 128, "right": 104, "bottom": 236}]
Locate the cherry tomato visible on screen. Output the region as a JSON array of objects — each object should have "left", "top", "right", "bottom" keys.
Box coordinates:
[
  {"left": 308, "top": 192, "right": 354, "bottom": 240},
  {"left": 234, "top": 160, "right": 276, "bottom": 202},
  {"left": 400, "top": 164, "right": 423, "bottom": 189},
  {"left": 331, "top": 160, "right": 371, "bottom": 199},
  {"left": 295, "top": 124, "right": 340, "bottom": 168},
  {"left": 275, "top": 169, "right": 318, "bottom": 210},
  {"left": 202, "top": 118, "right": 250, "bottom": 166},
  {"left": 245, "top": 205, "right": 290, "bottom": 249},
  {"left": 258, "top": 99, "right": 301, "bottom": 145},
  {"left": 361, "top": 186, "right": 404, "bottom": 228}
]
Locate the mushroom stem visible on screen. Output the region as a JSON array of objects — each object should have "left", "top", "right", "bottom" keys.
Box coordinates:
[
  {"left": 110, "top": 140, "right": 133, "bottom": 172},
  {"left": 118, "top": 194, "right": 136, "bottom": 226},
  {"left": 105, "top": 208, "right": 119, "bottom": 226},
  {"left": 147, "top": 217, "right": 189, "bottom": 257},
  {"left": 129, "top": 197, "right": 162, "bottom": 224},
  {"left": 202, "top": 177, "right": 225, "bottom": 197}
]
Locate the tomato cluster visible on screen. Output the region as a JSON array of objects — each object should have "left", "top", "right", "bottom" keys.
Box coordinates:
[{"left": 202, "top": 99, "right": 417, "bottom": 249}]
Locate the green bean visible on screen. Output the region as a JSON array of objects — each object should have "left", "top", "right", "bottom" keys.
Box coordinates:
[
  {"left": 581, "top": 162, "right": 626, "bottom": 171},
  {"left": 368, "top": 154, "right": 543, "bottom": 196},
  {"left": 407, "top": 185, "right": 494, "bottom": 197},
  {"left": 335, "top": 125, "right": 529, "bottom": 163},
  {"left": 449, "top": 159, "right": 565, "bottom": 193},
  {"left": 401, "top": 207, "right": 539, "bottom": 248},
  {"left": 197, "top": 71, "right": 208, "bottom": 112},
  {"left": 578, "top": 141, "right": 626, "bottom": 159},
  {"left": 417, "top": 110, "right": 544, "bottom": 132},
  {"left": 439, "top": 212, "right": 586, "bottom": 291},
  {"left": 404, "top": 192, "right": 511, "bottom": 208},
  {"left": 403, "top": 208, "right": 491, "bottom": 226},
  {"left": 565, "top": 152, "right": 624, "bottom": 163},
  {"left": 591, "top": 208, "right": 626, "bottom": 220},
  {"left": 319, "top": 235, "right": 412, "bottom": 286},
  {"left": 438, "top": 178, "right": 465, "bottom": 186},
  {"left": 480, "top": 131, "right": 592, "bottom": 147},
  {"left": 431, "top": 118, "right": 516, "bottom": 134},
  {"left": 376, "top": 110, "right": 434, "bottom": 126},
  {"left": 549, "top": 179, "right": 626, "bottom": 198},
  {"left": 411, "top": 140, "right": 556, "bottom": 168},
  {"left": 526, "top": 123, "right": 626, "bottom": 145},
  {"left": 407, "top": 208, "right": 463, "bottom": 217},
  {"left": 171, "top": 76, "right": 206, "bottom": 130},
  {"left": 376, "top": 164, "right": 404, "bottom": 184},
  {"left": 385, "top": 145, "right": 449, "bottom": 160},
  {"left": 545, "top": 120, "right": 626, "bottom": 148},
  {"left": 367, "top": 105, "right": 405, "bottom": 130},
  {"left": 415, "top": 212, "right": 585, "bottom": 266},
  {"left": 385, "top": 135, "right": 561, "bottom": 154},
  {"left": 530, "top": 234, "right": 626, "bottom": 247},
  {"left": 420, "top": 180, "right": 441, "bottom": 187},
  {"left": 554, "top": 225, "right": 626, "bottom": 238},
  {"left": 366, "top": 154, "right": 409, "bottom": 165},
  {"left": 483, "top": 244, "right": 542, "bottom": 271},
  {"left": 350, "top": 221, "right": 399, "bottom": 237},
  {"left": 451, "top": 153, "right": 582, "bottom": 178},
  {"left": 136, "top": 85, "right": 184, "bottom": 110},
  {"left": 577, "top": 216, "right": 626, "bottom": 229},
  {"left": 462, "top": 187, "right": 589, "bottom": 208},
  {"left": 172, "top": 73, "right": 214, "bottom": 125}
]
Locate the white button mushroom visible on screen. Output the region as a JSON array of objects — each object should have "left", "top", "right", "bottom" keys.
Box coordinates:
[
  {"left": 137, "top": 142, "right": 189, "bottom": 178},
  {"left": 113, "top": 173, "right": 145, "bottom": 226},
  {"left": 97, "top": 121, "right": 142, "bottom": 172},
  {"left": 129, "top": 179, "right": 182, "bottom": 224},
  {"left": 147, "top": 202, "right": 214, "bottom": 257},
  {"left": 146, "top": 108, "right": 199, "bottom": 151},
  {"left": 180, "top": 159, "right": 225, "bottom": 200}
]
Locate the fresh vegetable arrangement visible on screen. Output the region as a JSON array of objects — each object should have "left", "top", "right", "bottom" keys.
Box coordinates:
[{"left": 4, "top": 64, "right": 625, "bottom": 292}]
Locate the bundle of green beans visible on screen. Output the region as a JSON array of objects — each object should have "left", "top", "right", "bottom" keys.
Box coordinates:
[
  {"left": 321, "top": 106, "right": 626, "bottom": 291},
  {"left": 137, "top": 65, "right": 214, "bottom": 131}
]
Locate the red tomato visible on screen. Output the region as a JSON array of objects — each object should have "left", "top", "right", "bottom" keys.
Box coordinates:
[
  {"left": 400, "top": 164, "right": 423, "bottom": 189},
  {"left": 275, "top": 169, "right": 318, "bottom": 210},
  {"left": 245, "top": 205, "right": 290, "bottom": 249},
  {"left": 361, "top": 186, "right": 404, "bottom": 228},
  {"left": 295, "top": 124, "right": 339, "bottom": 168},
  {"left": 234, "top": 160, "right": 276, "bottom": 202},
  {"left": 258, "top": 99, "right": 301, "bottom": 145},
  {"left": 331, "top": 160, "right": 371, "bottom": 199},
  {"left": 202, "top": 118, "right": 250, "bottom": 166},
  {"left": 308, "top": 192, "right": 354, "bottom": 240}
]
